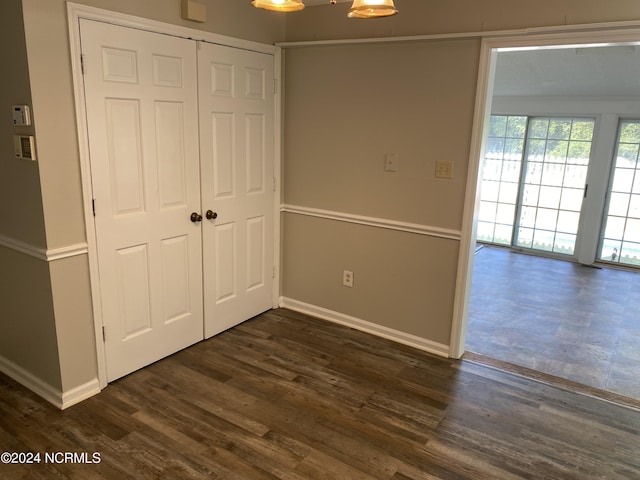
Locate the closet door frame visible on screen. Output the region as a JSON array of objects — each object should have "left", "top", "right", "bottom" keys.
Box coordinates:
[{"left": 67, "top": 3, "right": 282, "bottom": 389}]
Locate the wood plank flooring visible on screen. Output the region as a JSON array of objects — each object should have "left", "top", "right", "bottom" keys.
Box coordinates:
[
  {"left": 1, "top": 308, "right": 639, "bottom": 479},
  {"left": 467, "top": 245, "right": 640, "bottom": 401}
]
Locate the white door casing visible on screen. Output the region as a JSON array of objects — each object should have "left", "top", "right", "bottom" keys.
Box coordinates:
[
  {"left": 81, "top": 19, "right": 203, "bottom": 381},
  {"left": 198, "top": 43, "right": 276, "bottom": 337}
]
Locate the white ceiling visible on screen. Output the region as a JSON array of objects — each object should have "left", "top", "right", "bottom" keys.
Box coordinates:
[{"left": 494, "top": 45, "right": 640, "bottom": 98}]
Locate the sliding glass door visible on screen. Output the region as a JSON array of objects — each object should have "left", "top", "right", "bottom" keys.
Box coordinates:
[
  {"left": 478, "top": 115, "right": 595, "bottom": 258},
  {"left": 514, "top": 118, "right": 594, "bottom": 255},
  {"left": 598, "top": 120, "right": 640, "bottom": 266}
]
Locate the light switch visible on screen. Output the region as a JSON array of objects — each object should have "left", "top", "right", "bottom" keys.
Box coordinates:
[
  {"left": 384, "top": 153, "right": 399, "bottom": 172},
  {"left": 12, "top": 105, "right": 31, "bottom": 126},
  {"left": 435, "top": 160, "right": 454, "bottom": 179}
]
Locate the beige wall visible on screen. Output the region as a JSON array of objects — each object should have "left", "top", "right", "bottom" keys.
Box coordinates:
[
  {"left": 0, "top": 248, "right": 61, "bottom": 390},
  {"left": 0, "top": 0, "right": 46, "bottom": 245},
  {"left": 281, "top": 2, "right": 640, "bottom": 351},
  {"left": 0, "top": 0, "right": 61, "bottom": 391},
  {"left": 282, "top": 39, "right": 479, "bottom": 345}
]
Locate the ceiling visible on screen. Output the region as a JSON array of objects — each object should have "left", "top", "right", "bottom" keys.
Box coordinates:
[{"left": 494, "top": 45, "right": 640, "bottom": 98}]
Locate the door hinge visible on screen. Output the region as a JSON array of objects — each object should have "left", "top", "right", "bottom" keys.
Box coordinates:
[
  {"left": 102, "top": 325, "right": 106, "bottom": 342},
  {"left": 92, "top": 198, "right": 96, "bottom": 217},
  {"left": 273, "top": 177, "right": 277, "bottom": 192},
  {"left": 272, "top": 266, "right": 276, "bottom": 279},
  {"left": 584, "top": 183, "right": 588, "bottom": 198},
  {"left": 81, "top": 54, "right": 86, "bottom": 75},
  {"left": 273, "top": 78, "right": 277, "bottom": 94}
]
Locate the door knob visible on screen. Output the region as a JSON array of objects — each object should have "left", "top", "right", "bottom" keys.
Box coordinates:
[
  {"left": 190, "top": 212, "right": 203, "bottom": 223},
  {"left": 206, "top": 210, "right": 218, "bottom": 220}
]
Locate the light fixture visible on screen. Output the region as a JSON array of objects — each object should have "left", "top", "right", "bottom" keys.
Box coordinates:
[
  {"left": 348, "top": 0, "right": 398, "bottom": 18},
  {"left": 251, "top": 0, "right": 305, "bottom": 12}
]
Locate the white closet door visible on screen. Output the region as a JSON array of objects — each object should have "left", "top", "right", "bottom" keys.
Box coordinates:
[
  {"left": 198, "top": 43, "right": 275, "bottom": 337},
  {"left": 81, "top": 20, "right": 203, "bottom": 381}
]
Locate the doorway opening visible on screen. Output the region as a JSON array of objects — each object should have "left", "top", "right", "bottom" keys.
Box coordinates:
[{"left": 461, "top": 33, "right": 640, "bottom": 406}]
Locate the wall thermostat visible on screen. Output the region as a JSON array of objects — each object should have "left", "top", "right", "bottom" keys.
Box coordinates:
[
  {"left": 13, "top": 135, "right": 37, "bottom": 161},
  {"left": 12, "top": 105, "right": 32, "bottom": 126}
]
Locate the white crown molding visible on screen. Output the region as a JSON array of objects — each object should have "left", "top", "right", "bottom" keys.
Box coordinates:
[{"left": 281, "top": 204, "right": 462, "bottom": 241}]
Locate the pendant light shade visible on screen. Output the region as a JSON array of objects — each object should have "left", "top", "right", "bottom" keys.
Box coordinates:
[
  {"left": 348, "top": 0, "right": 398, "bottom": 18},
  {"left": 251, "top": 0, "right": 305, "bottom": 12}
]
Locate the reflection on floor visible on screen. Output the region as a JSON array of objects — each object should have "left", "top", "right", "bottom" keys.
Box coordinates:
[{"left": 467, "top": 245, "right": 640, "bottom": 403}]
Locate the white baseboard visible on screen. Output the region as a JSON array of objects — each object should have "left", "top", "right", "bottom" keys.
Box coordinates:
[
  {"left": 279, "top": 297, "right": 450, "bottom": 358},
  {"left": 0, "top": 355, "right": 100, "bottom": 410}
]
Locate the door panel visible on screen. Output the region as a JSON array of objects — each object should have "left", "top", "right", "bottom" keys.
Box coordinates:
[
  {"left": 81, "top": 20, "right": 203, "bottom": 381},
  {"left": 199, "top": 43, "right": 275, "bottom": 337}
]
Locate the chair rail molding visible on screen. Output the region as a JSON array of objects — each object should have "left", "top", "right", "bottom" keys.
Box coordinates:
[
  {"left": 0, "top": 234, "right": 88, "bottom": 262},
  {"left": 281, "top": 204, "right": 462, "bottom": 241}
]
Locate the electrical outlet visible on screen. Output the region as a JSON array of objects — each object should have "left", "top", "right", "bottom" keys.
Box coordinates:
[
  {"left": 435, "top": 160, "right": 454, "bottom": 179},
  {"left": 343, "top": 270, "right": 354, "bottom": 288}
]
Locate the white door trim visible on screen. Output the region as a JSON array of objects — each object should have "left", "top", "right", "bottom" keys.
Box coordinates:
[
  {"left": 67, "top": 3, "right": 282, "bottom": 389},
  {"left": 450, "top": 27, "right": 640, "bottom": 358}
]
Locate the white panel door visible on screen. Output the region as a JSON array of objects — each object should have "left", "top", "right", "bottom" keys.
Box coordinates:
[
  {"left": 81, "top": 20, "right": 203, "bottom": 381},
  {"left": 198, "top": 43, "right": 275, "bottom": 337}
]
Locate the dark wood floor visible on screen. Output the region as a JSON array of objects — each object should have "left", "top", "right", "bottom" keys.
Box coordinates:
[
  {"left": 1, "top": 308, "right": 639, "bottom": 479},
  {"left": 467, "top": 245, "right": 640, "bottom": 402}
]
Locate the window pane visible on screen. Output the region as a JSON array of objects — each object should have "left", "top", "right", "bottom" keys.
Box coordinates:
[
  {"left": 616, "top": 143, "right": 639, "bottom": 166},
  {"left": 480, "top": 180, "right": 499, "bottom": 201},
  {"left": 488, "top": 115, "right": 507, "bottom": 137},
  {"left": 548, "top": 119, "right": 572, "bottom": 140},
  {"left": 604, "top": 216, "right": 625, "bottom": 240},
  {"left": 506, "top": 116, "right": 527, "bottom": 138},
  {"left": 476, "top": 221, "right": 495, "bottom": 242},
  {"left": 477, "top": 115, "right": 526, "bottom": 245},
  {"left": 541, "top": 163, "right": 564, "bottom": 186},
  {"left": 478, "top": 201, "right": 497, "bottom": 222},
  {"left": 609, "top": 192, "right": 630, "bottom": 216},
  {"left": 538, "top": 186, "right": 561, "bottom": 209},
  {"left": 571, "top": 120, "right": 594, "bottom": 141},
  {"left": 486, "top": 137, "right": 505, "bottom": 159},
  {"left": 563, "top": 165, "right": 587, "bottom": 188},
  {"left": 496, "top": 203, "right": 516, "bottom": 224},
  {"left": 599, "top": 119, "right": 640, "bottom": 266},
  {"left": 560, "top": 188, "right": 583, "bottom": 211},
  {"left": 519, "top": 206, "right": 537, "bottom": 228},
  {"left": 557, "top": 210, "right": 580, "bottom": 234},
  {"left": 554, "top": 233, "right": 576, "bottom": 255},
  {"left": 533, "top": 229, "right": 554, "bottom": 251},
  {"left": 611, "top": 168, "right": 634, "bottom": 192},
  {"left": 536, "top": 208, "right": 558, "bottom": 231},
  {"left": 625, "top": 218, "right": 640, "bottom": 243},
  {"left": 545, "top": 140, "right": 569, "bottom": 161},
  {"left": 522, "top": 185, "right": 539, "bottom": 206},
  {"left": 498, "top": 182, "right": 518, "bottom": 204},
  {"left": 529, "top": 119, "right": 549, "bottom": 138},
  {"left": 517, "top": 227, "right": 534, "bottom": 248},
  {"left": 493, "top": 224, "right": 513, "bottom": 245},
  {"left": 619, "top": 122, "right": 640, "bottom": 143}
]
